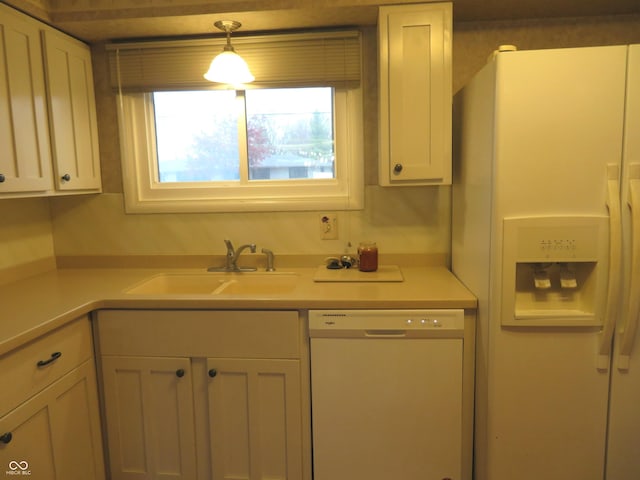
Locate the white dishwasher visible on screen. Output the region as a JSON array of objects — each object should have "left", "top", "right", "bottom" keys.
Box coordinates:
[{"left": 309, "top": 309, "right": 466, "bottom": 480}]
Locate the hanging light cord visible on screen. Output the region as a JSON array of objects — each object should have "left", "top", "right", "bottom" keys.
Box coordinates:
[
  {"left": 223, "top": 26, "right": 234, "bottom": 51},
  {"left": 215, "top": 20, "right": 241, "bottom": 52}
]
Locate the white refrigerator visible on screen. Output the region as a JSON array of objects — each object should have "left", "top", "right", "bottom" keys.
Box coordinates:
[{"left": 452, "top": 44, "right": 640, "bottom": 480}]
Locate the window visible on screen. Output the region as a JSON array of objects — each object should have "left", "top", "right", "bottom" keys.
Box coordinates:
[
  {"left": 153, "top": 88, "right": 335, "bottom": 183},
  {"left": 118, "top": 86, "right": 362, "bottom": 213},
  {"left": 110, "top": 30, "right": 363, "bottom": 213}
]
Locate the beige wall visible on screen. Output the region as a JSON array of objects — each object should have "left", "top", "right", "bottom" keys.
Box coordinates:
[
  {"left": 453, "top": 15, "right": 640, "bottom": 93},
  {"left": 2, "top": 13, "right": 640, "bottom": 271}
]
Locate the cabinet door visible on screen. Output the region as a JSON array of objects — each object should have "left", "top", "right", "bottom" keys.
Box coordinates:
[
  {"left": 0, "top": 361, "right": 105, "bottom": 480},
  {"left": 100, "top": 356, "right": 197, "bottom": 480},
  {"left": 0, "top": 4, "right": 53, "bottom": 193},
  {"left": 0, "top": 392, "right": 56, "bottom": 478},
  {"left": 207, "top": 358, "right": 303, "bottom": 480},
  {"left": 378, "top": 3, "right": 452, "bottom": 186},
  {"left": 49, "top": 361, "right": 106, "bottom": 480},
  {"left": 42, "top": 29, "right": 101, "bottom": 191}
]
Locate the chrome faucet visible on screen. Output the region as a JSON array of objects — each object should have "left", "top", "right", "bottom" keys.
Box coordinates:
[{"left": 208, "top": 239, "right": 257, "bottom": 272}]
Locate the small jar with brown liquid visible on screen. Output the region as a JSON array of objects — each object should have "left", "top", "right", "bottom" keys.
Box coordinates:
[{"left": 358, "top": 241, "right": 378, "bottom": 272}]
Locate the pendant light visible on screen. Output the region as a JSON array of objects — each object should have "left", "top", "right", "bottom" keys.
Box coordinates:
[{"left": 203, "top": 20, "right": 255, "bottom": 86}]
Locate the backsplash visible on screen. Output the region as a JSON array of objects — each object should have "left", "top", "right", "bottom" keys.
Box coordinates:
[
  {"left": 49, "top": 187, "right": 449, "bottom": 258},
  {"left": 0, "top": 198, "right": 54, "bottom": 270}
]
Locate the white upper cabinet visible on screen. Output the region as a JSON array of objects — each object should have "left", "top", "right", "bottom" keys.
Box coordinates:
[
  {"left": 378, "top": 2, "right": 452, "bottom": 186},
  {"left": 43, "top": 29, "right": 101, "bottom": 191},
  {"left": 0, "top": 3, "right": 53, "bottom": 194},
  {"left": 0, "top": 3, "right": 101, "bottom": 197}
]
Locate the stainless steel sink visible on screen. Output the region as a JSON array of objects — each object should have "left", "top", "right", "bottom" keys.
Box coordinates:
[{"left": 125, "top": 272, "right": 298, "bottom": 295}]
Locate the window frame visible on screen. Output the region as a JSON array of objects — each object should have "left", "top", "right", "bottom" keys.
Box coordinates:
[{"left": 117, "top": 86, "right": 364, "bottom": 213}]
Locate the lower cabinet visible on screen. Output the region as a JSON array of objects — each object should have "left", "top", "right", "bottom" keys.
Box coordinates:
[
  {"left": 100, "top": 356, "right": 197, "bottom": 479},
  {"left": 0, "top": 318, "right": 105, "bottom": 480},
  {"left": 207, "top": 358, "right": 303, "bottom": 480},
  {"left": 95, "top": 310, "right": 309, "bottom": 480}
]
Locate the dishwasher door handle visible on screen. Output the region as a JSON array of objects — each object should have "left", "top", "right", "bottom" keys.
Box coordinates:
[{"left": 365, "top": 330, "right": 407, "bottom": 337}]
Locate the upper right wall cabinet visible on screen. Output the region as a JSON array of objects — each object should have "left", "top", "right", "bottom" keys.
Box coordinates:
[{"left": 378, "top": 2, "right": 452, "bottom": 186}]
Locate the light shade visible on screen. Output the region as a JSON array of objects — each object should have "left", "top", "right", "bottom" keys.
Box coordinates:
[
  {"left": 203, "top": 20, "right": 255, "bottom": 87},
  {"left": 203, "top": 48, "right": 255, "bottom": 85}
]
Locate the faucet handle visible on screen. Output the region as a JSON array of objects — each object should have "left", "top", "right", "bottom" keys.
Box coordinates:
[
  {"left": 223, "top": 239, "right": 234, "bottom": 253},
  {"left": 262, "top": 248, "right": 275, "bottom": 271}
]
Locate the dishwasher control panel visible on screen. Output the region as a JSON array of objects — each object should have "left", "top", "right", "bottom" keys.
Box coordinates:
[{"left": 308, "top": 309, "right": 465, "bottom": 338}]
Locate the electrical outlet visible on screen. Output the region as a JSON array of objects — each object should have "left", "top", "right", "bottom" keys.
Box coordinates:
[{"left": 319, "top": 214, "right": 338, "bottom": 240}]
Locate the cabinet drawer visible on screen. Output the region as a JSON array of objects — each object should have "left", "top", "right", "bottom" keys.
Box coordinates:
[
  {"left": 96, "top": 310, "right": 300, "bottom": 359},
  {"left": 0, "top": 316, "right": 93, "bottom": 416}
]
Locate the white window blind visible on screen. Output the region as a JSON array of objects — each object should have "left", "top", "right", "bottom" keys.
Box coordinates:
[{"left": 107, "top": 30, "right": 361, "bottom": 92}]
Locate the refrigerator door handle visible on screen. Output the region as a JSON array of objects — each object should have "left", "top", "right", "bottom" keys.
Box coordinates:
[
  {"left": 618, "top": 168, "right": 640, "bottom": 370},
  {"left": 598, "top": 164, "right": 623, "bottom": 369}
]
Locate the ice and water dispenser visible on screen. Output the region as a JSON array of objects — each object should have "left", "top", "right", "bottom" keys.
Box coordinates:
[{"left": 501, "top": 216, "right": 609, "bottom": 327}]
